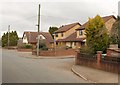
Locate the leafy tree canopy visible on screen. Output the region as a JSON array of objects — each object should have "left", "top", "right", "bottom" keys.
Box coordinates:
[
  {"left": 48, "top": 27, "right": 58, "bottom": 38},
  {"left": 1, "top": 31, "right": 19, "bottom": 47},
  {"left": 110, "top": 16, "right": 119, "bottom": 44},
  {"left": 85, "top": 15, "right": 109, "bottom": 54},
  {"left": 118, "top": 16, "right": 120, "bottom": 48}
]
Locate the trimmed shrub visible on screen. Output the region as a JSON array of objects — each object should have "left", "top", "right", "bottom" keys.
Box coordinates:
[
  {"left": 39, "top": 42, "right": 48, "bottom": 51},
  {"left": 65, "top": 46, "right": 72, "bottom": 50},
  {"left": 24, "top": 44, "right": 32, "bottom": 49},
  {"left": 17, "top": 43, "right": 32, "bottom": 49},
  {"left": 80, "top": 45, "right": 94, "bottom": 54}
]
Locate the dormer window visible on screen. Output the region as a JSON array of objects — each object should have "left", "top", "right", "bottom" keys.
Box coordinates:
[
  {"left": 61, "top": 33, "right": 64, "bottom": 37},
  {"left": 55, "top": 34, "right": 58, "bottom": 37},
  {"left": 79, "top": 30, "right": 83, "bottom": 36}
]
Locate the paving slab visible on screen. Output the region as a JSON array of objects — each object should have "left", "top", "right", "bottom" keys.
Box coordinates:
[{"left": 72, "top": 65, "right": 118, "bottom": 83}]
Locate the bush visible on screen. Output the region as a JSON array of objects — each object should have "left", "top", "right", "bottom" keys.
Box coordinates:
[
  {"left": 39, "top": 42, "right": 48, "bottom": 51},
  {"left": 118, "top": 42, "right": 120, "bottom": 48},
  {"left": 65, "top": 46, "right": 72, "bottom": 50},
  {"left": 41, "top": 46, "right": 48, "bottom": 51},
  {"left": 17, "top": 43, "right": 24, "bottom": 49},
  {"left": 24, "top": 44, "right": 32, "bottom": 49},
  {"left": 17, "top": 43, "right": 32, "bottom": 49},
  {"left": 80, "top": 46, "right": 94, "bottom": 54}
]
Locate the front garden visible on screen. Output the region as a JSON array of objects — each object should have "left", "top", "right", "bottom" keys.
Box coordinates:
[{"left": 76, "top": 15, "right": 120, "bottom": 73}]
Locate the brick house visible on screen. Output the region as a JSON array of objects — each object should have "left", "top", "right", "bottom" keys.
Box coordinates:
[
  {"left": 22, "top": 31, "right": 53, "bottom": 49},
  {"left": 53, "top": 22, "right": 82, "bottom": 49},
  {"left": 76, "top": 15, "right": 116, "bottom": 34},
  {"left": 76, "top": 15, "right": 116, "bottom": 49},
  {"left": 53, "top": 15, "right": 116, "bottom": 49}
]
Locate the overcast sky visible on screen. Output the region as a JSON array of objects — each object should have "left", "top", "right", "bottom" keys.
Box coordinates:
[{"left": 0, "top": 0, "right": 119, "bottom": 37}]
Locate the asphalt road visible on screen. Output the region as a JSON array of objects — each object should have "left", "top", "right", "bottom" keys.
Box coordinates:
[{"left": 2, "top": 49, "right": 88, "bottom": 83}]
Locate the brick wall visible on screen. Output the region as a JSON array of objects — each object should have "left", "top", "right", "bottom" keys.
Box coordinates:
[
  {"left": 75, "top": 51, "right": 120, "bottom": 73},
  {"left": 17, "top": 48, "right": 32, "bottom": 52},
  {"left": 106, "top": 48, "right": 120, "bottom": 57},
  {"left": 32, "top": 49, "right": 75, "bottom": 56}
]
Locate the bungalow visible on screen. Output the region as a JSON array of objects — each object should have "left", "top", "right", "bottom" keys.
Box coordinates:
[
  {"left": 53, "top": 15, "right": 116, "bottom": 49},
  {"left": 22, "top": 31, "right": 53, "bottom": 49}
]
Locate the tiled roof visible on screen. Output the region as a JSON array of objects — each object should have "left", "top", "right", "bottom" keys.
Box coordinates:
[
  {"left": 23, "top": 31, "right": 53, "bottom": 43},
  {"left": 76, "top": 15, "right": 116, "bottom": 30},
  {"left": 55, "top": 22, "right": 81, "bottom": 33},
  {"left": 56, "top": 32, "right": 85, "bottom": 42},
  {"left": 102, "top": 15, "right": 116, "bottom": 22}
]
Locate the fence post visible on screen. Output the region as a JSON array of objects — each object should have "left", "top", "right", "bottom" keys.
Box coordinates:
[{"left": 97, "top": 51, "right": 102, "bottom": 68}]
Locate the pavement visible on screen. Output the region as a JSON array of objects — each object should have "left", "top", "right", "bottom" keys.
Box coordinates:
[{"left": 71, "top": 65, "right": 119, "bottom": 83}]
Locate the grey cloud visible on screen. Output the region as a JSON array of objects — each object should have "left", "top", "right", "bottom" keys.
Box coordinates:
[{"left": 0, "top": 1, "right": 119, "bottom": 37}]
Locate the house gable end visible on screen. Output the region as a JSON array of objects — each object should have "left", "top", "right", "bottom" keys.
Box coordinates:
[{"left": 23, "top": 33, "right": 28, "bottom": 44}]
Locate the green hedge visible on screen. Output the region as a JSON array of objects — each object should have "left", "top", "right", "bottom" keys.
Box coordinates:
[
  {"left": 80, "top": 46, "right": 94, "bottom": 54},
  {"left": 24, "top": 44, "right": 32, "bottom": 49},
  {"left": 17, "top": 43, "right": 32, "bottom": 49},
  {"left": 39, "top": 43, "right": 48, "bottom": 51}
]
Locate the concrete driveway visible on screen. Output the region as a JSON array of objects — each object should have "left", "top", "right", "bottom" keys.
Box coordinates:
[{"left": 2, "top": 49, "right": 89, "bottom": 83}]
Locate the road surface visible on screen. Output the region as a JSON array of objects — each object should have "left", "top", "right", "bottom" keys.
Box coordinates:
[{"left": 2, "top": 48, "right": 89, "bottom": 83}]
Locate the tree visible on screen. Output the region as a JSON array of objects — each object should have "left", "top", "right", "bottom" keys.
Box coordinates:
[
  {"left": 1, "top": 33, "right": 7, "bottom": 47},
  {"left": 85, "top": 15, "right": 109, "bottom": 54},
  {"left": 1, "top": 31, "right": 19, "bottom": 47},
  {"left": 48, "top": 27, "right": 58, "bottom": 38},
  {"left": 10, "top": 31, "right": 19, "bottom": 46},
  {"left": 110, "top": 16, "right": 120, "bottom": 48},
  {"left": 118, "top": 16, "right": 120, "bottom": 48},
  {"left": 110, "top": 16, "right": 119, "bottom": 44},
  {"left": 39, "top": 42, "right": 48, "bottom": 50}
]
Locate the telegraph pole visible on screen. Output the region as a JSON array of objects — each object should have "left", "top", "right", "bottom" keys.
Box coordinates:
[
  {"left": 37, "top": 4, "right": 41, "bottom": 56},
  {"left": 38, "top": 4, "right": 40, "bottom": 32},
  {"left": 8, "top": 25, "right": 10, "bottom": 48}
]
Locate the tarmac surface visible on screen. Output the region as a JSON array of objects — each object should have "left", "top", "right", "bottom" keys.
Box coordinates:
[{"left": 2, "top": 49, "right": 88, "bottom": 83}]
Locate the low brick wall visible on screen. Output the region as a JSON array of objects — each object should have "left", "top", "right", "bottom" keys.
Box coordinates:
[
  {"left": 75, "top": 53, "right": 98, "bottom": 68},
  {"left": 17, "top": 48, "right": 32, "bottom": 52},
  {"left": 75, "top": 52, "right": 120, "bottom": 73},
  {"left": 106, "top": 48, "right": 120, "bottom": 57},
  {"left": 32, "top": 49, "right": 75, "bottom": 56}
]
